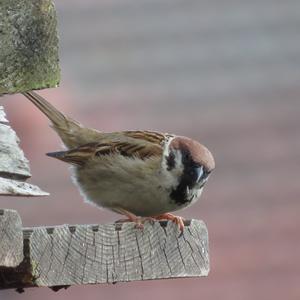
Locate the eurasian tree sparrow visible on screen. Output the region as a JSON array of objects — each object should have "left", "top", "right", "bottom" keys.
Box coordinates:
[{"left": 22, "top": 91, "right": 215, "bottom": 231}]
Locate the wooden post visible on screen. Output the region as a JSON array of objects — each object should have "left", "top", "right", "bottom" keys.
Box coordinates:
[
  {"left": 0, "top": 106, "right": 48, "bottom": 196},
  {"left": 0, "top": 209, "right": 209, "bottom": 291},
  {"left": 0, "top": 0, "right": 60, "bottom": 95},
  {"left": 0, "top": 0, "right": 58, "bottom": 195},
  {"left": 0, "top": 210, "right": 23, "bottom": 267}
]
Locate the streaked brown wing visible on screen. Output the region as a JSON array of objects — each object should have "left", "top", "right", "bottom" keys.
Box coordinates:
[
  {"left": 46, "top": 143, "right": 98, "bottom": 165},
  {"left": 47, "top": 133, "right": 164, "bottom": 165},
  {"left": 94, "top": 140, "right": 162, "bottom": 160},
  {"left": 124, "top": 130, "right": 166, "bottom": 144}
]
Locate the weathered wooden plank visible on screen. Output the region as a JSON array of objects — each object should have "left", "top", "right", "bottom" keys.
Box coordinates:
[
  {"left": 0, "top": 178, "right": 48, "bottom": 196},
  {"left": 0, "top": 106, "right": 48, "bottom": 195},
  {"left": 0, "top": 209, "right": 23, "bottom": 267},
  {"left": 0, "top": 218, "right": 209, "bottom": 290},
  {"left": 29, "top": 220, "right": 209, "bottom": 286},
  {"left": 0, "top": 0, "right": 60, "bottom": 95},
  {"left": 0, "top": 123, "right": 31, "bottom": 179}
]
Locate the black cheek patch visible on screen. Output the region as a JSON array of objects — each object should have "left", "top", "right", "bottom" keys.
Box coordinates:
[{"left": 166, "top": 152, "right": 176, "bottom": 171}]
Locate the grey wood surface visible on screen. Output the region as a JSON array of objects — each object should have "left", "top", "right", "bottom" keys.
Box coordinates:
[
  {"left": 0, "top": 208, "right": 209, "bottom": 290},
  {"left": 0, "top": 178, "right": 48, "bottom": 196},
  {"left": 0, "top": 209, "right": 23, "bottom": 267},
  {"left": 0, "top": 0, "right": 60, "bottom": 95},
  {"left": 0, "top": 122, "right": 31, "bottom": 179},
  {"left": 28, "top": 220, "right": 209, "bottom": 286},
  {"left": 0, "top": 107, "right": 8, "bottom": 123},
  {"left": 0, "top": 106, "right": 48, "bottom": 196}
]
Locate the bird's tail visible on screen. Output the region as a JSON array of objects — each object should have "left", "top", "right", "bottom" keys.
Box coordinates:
[
  {"left": 22, "top": 91, "right": 102, "bottom": 148},
  {"left": 23, "top": 91, "right": 81, "bottom": 129}
]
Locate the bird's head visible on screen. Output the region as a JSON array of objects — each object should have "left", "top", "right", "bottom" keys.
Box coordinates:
[{"left": 164, "top": 136, "right": 215, "bottom": 204}]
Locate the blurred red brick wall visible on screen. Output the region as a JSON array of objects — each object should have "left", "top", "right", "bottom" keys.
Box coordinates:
[{"left": 1, "top": 1, "right": 300, "bottom": 299}]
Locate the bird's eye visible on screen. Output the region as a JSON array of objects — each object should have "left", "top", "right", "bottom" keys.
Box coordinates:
[
  {"left": 193, "top": 166, "right": 204, "bottom": 183},
  {"left": 185, "top": 165, "right": 208, "bottom": 187}
]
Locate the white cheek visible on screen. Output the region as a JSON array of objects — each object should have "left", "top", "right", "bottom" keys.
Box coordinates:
[
  {"left": 171, "top": 150, "right": 185, "bottom": 176},
  {"left": 161, "top": 149, "right": 185, "bottom": 189},
  {"left": 162, "top": 136, "right": 174, "bottom": 155}
]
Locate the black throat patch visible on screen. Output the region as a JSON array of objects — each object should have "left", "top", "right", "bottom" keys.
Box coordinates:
[{"left": 170, "top": 181, "right": 191, "bottom": 205}]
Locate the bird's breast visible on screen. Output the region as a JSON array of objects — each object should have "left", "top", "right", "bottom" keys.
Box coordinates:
[{"left": 71, "top": 155, "right": 201, "bottom": 216}]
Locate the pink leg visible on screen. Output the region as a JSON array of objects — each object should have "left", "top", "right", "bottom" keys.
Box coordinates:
[
  {"left": 114, "top": 208, "right": 155, "bottom": 229},
  {"left": 153, "top": 213, "right": 185, "bottom": 231}
]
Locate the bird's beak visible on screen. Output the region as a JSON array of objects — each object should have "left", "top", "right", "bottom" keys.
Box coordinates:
[
  {"left": 195, "top": 166, "right": 204, "bottom": 183},
  {"left": 195, "top": 166, "right": 210, "bottom": 188}
]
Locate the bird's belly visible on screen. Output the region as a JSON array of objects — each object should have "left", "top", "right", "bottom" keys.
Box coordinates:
[
  {"left": 78, "top": 176, "right": 178, "bottom": 216},
  {"left": 72, "top": 158, "right": 180, "bottom": 216},
  {"left": 72, "top": 157, "right": 201, "bottom": 217}
]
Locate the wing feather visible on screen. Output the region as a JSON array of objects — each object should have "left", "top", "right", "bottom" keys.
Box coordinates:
[{"left": 47, "top": 131, "right": 169, "bottom": 165}]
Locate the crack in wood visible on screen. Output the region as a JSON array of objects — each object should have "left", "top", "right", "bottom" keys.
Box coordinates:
[
  {"left": 135, "top": 232, "right": 144, "bottom": 280},
  {"left": 182, "top": 231, "right": 198, "bottom": 261},
  {"left": 0, "top": 172, "right": 29, "bottom": 181},
  {"left": 44, "top": 233, "right": 54, "bottom": 283},
  {"left": 80, "top": 229, "right": 89, "bottom": 284},
  {"left": 176, "top": 236, "right": 186, "bottom": 270}
]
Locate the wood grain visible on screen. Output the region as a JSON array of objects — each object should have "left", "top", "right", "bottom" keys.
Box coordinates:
[
  {"left": 0, "top": 209, "right": 209, "bottom": 290},
  {"left": 0, "top": 106, "right": 48, "bottom": 196},
  {"left": 28, "top": 220, "right": 209, "bottom": 286},
  {"left": 0, "top": 178, "right": 49, "bottom": 196},
  {"left": 0, "top": 122, "right": 31, "bottom": 179},
  {"left": 0, "top": 209, "right": 23, "bottom": 267},
  {"left": 0, "top": 0, "right": 60, "bottom": 95},
  {"left": 0, "top": 107, "right": 8, "bottom": 123}
]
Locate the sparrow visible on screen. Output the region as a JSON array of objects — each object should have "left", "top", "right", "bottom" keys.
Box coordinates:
[{"left": 22, "top": 91, "right": 215, "bottom": 231}]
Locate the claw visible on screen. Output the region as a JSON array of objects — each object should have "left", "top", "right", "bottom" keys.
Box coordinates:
[
  {"left": 114, "top": 209, "right": 185, "bottom": 232},
  {"left": 152, "top": 213, "right": 185, "bottom": 232},
  {"left": 114, "top": 209, "right": 155, "bottom": 230},
  {"left": 134, "top": 220, "right": 144, "bottom": 230}
]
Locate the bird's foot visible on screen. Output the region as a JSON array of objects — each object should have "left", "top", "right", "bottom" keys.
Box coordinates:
[
  {"left": 115, "top": 217, "right": 156, "bottom": 229},
  {"left": 115, "top": 217, "right": 144, "bottom": 229},
  {"left": 153, "top": 213, "right": 185, "bottom": 232},
  {"left": 114, "top": 208, "right": 155, "bottom": 230}
]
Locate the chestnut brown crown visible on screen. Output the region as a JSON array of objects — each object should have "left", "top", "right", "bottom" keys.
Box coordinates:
[{"left": 170, "top": 136, "right": 215, "bottom": 172}]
